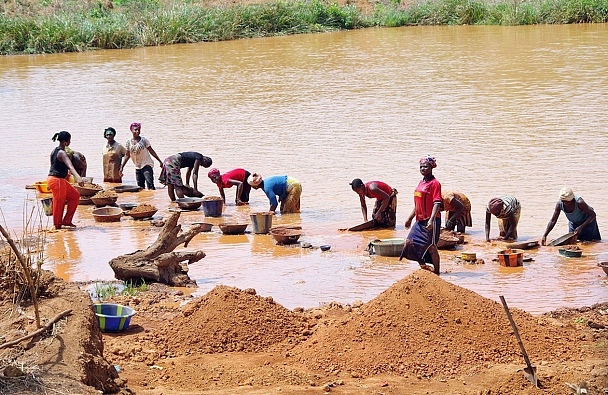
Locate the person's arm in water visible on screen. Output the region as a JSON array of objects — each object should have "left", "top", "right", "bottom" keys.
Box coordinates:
[
  {"left": 573, "top": 198, "right": 597, "bottom": 236},
  {"left": 216, "top": 182, "right": 226, "bottom": 203},
  {"left": 541, "top": 201, "right": 562, "bottom": 245},
  {"left": 445, "top": 197, "right": 464, "bottom": 230},
  {"left": 226, "top": 179, "right": 245, "bottom": 205},
  {"left": 368, "top": 183, "right": 390, "bottom": 222},
  {"left": 57, "top": 150, "right": 83, "bottom": 185},
  {"left": 359, "top": 194, "right": 368, "bottom": 222},
  {"left": 485, "top": 210, "right": 492, "bottom": 242}
]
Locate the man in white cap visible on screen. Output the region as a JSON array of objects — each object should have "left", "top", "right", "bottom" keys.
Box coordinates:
[{"left": 541, "top": 187, "right": 601, "bottom": 245}]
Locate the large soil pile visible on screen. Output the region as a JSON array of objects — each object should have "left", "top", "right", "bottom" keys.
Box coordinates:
[
  {"left": 157, "top": 286, "right": 312, "bottom": 354},
  {"left": 99, "top": 270, "right": 607, "bottom": 394},
  {"left": 291, "top": 270, "right": 583, "bottom": 378}
]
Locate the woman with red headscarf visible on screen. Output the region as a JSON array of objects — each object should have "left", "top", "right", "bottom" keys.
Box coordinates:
[
  {"left": 207, "top": 168, "right": 251, "bottom": 206},
  {"left": 485, "top": 195, "right": 520, "bottom": 241},
  {"left": 399, "top": 156, "right": 442, "bottom": 274}
]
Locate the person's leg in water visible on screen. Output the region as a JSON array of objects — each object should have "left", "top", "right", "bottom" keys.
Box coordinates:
[
  {"left": 142, "top": 165, "right": 155, "bottom": 190},
  {"left": 135, "top": 168, "right": 146, "bottom": 189}
]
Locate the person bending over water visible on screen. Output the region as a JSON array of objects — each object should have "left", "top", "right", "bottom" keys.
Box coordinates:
[
  {"left": 350, "top": 178, "right": 397, "bottom": 228},
  {"left": 541, "top": 187, "right": 601, "bottom": 245}
]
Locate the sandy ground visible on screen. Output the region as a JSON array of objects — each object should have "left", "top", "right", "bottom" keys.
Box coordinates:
[{"left": 2, "top": 251, "right": 606, "bottom": 395}]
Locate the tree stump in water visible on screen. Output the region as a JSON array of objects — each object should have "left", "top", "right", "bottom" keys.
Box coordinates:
[{"left": 109, "top": 211, "right": 205, "bottom": 287}]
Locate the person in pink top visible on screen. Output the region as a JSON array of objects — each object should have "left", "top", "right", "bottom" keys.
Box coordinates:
[
  {"left": 350, "top": 178, "right": 398, "bottom": 228},
  {"left": 400, "top": 156, "right": 442, "bottom": 274},
  {"left": 207, "top": 168, "right": 251, "bottom": 206}
]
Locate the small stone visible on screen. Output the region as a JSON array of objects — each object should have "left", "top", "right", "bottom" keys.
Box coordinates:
[{"left": 3, "top": 366, "right": 25, "bottom": 377}]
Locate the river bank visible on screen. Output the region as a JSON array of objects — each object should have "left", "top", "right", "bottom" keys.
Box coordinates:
[
  {"left": 1, "top": 0, "right": 608, "bottom": 55},
  {"left": 1, "top": 264, "right": 607, "bottom": 394}
]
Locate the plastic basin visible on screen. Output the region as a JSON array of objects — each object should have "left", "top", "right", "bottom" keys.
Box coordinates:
[
  {"left": 371, "top": 238, "right": 405, "bottom": 257},
  {"left": 497, "top": 249, "right": 524, "bottom": 267},
  {"left": 202, "top": 198, "right": 223, "bottom": 217},
  {"left": 93, "top": 303, "right": 135, "bottom": 332}
]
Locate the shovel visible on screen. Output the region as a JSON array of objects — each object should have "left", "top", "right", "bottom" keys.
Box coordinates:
[{"left": 499, "top": 296, "right": 538, "bottom": 388}]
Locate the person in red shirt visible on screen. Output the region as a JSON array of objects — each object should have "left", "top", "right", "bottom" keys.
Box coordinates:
[
  {"left": 208, "top": 168, "right": 251, "bottom": 206},
  {"left": 400, "top": 156, "right": 442, "bottom": 274},
  {"left": 350, "top": 179, "right": 398, "bottom": 228}
]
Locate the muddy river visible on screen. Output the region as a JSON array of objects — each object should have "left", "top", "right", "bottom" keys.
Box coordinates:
[{"left": 0, "top": 24, "right": 606, "bottom": 314}]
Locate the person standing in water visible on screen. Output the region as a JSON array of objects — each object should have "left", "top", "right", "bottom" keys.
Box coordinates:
[
  {"left": 102, "top": 127, "right": 126, "bottom": 183},
  {"left": 119, "top": 122, "right": 163, "bottom": 190},
  {"left": 46, "top": 131, "right": 84, "bottom": 230},
  {"left": 400, "top": 156, "right": 442, "bottom": 274},
  {"left": 350, "top": 178, "right": 398, "bottom": 228},
  {"left": 541, "top": 187, "right": 601, "bottom": 245}
]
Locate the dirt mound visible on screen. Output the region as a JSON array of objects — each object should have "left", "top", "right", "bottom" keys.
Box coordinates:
[
  {"left": 291, "top": 270, "right": 583, "bottom": 378},
  {"left": 0, "top": 266, "right": 122, "bottom": 394},
  {"left": 158, "top": 286, "right": 311, "bottom": 354}
]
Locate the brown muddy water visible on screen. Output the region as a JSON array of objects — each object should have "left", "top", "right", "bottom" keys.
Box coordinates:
[{"left": 0, "top": 25, "right": 607, "bottom": 314}]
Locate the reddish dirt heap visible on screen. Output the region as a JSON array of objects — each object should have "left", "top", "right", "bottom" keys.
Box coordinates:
[
  {"left": 291, "top": 270, "right": 583, "bottom": 379},
  {"left": 158, "top": 286, "right": 311, "bottom": 354}
]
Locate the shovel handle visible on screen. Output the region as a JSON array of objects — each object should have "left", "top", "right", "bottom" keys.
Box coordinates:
[{"left": 499, "top": 296, "right": 534, "bottom": 368}]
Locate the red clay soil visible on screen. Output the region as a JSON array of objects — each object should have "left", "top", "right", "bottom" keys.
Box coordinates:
[
  {"left": 0, "top": 265, "right": 124, "bottom": 394},
  {"left": 99, "top": 270, "right": 607, "bottom": 395},
  {"left": 2, "top": 245, "right": 607, "bottom": 395}
]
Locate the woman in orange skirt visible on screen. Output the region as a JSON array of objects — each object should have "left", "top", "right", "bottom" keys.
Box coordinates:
[{"left": 46, "top": 131, "right": 83, "bottom": 230}]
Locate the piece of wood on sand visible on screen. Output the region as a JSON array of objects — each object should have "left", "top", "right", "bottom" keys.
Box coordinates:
[{"left": 109, "top": 211, "right": 205, "bottom": 287}]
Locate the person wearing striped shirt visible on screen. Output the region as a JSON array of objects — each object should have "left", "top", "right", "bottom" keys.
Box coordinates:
[{"left": 485, "top": 195, "right": 520, "bottom": 241}]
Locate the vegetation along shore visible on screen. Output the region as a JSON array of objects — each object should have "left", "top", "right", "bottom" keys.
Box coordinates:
[{"left": 1, "top": 0, "right": 608, "bottom": 55}]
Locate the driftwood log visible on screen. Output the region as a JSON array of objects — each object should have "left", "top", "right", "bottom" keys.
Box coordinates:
[{"left": 109, "top": 211, "right": 205, "bottom": 286}]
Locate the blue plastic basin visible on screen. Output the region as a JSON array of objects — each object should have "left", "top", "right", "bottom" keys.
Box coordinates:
[{"left": 93, "top": 303, "right": 136, "bottom": 333}]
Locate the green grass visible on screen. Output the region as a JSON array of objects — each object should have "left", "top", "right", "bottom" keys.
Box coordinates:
[
  {"left": 92, "top": 279, "right": 149, "bottom": 300},
  {"left": 1, "top": 0, "right": 607, "bottom": 54}
]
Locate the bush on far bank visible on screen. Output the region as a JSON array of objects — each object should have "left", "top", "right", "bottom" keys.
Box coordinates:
[{"left": 1, "top": 0, "right": 607, "bottom": 55}]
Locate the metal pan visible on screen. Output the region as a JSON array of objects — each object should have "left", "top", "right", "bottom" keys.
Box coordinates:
[{"left": 548, "top": 232, "right": 577, "bottom": 246}]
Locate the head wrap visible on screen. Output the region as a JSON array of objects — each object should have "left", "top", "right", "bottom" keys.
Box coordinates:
[
  {"left": 350, "top": 178, "right": 364, "bottom": 190},
  {"left": 488, "top": 197, "right": 503, "bottom": 215},
  {"left": 207, "top": 168, "right": 220, "bottom": 180},
  {"left": 52, "top": 131, "right": 71, "bottom": 142},
  {"left": 559, "top": 187, "right": 574, "bottom": 202},
  {"left": 104, "top": 127, "right": 116, "bottom": 137},
  {"left": 419, "top": 155, "right": 437, "bottom": 168},
  {"left": 130, "top": 122, "right": 141, "bottom": 131},
  {"left": 248, "top": 173, "right": 263, "bottom": 187}
]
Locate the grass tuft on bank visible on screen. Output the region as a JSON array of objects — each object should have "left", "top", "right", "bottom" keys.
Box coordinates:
[{"left": 1, "top": 0, "right": 607, "bottom": 55}]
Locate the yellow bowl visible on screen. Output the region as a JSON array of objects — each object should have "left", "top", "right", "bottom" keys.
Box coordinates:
[{"left": 34, "top": 181, "right": 51, "bottom": 194}]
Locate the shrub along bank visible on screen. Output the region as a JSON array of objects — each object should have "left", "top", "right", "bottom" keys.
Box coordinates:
[{"left": 1, "top": 0, "right": 607, "bottom": 55}]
